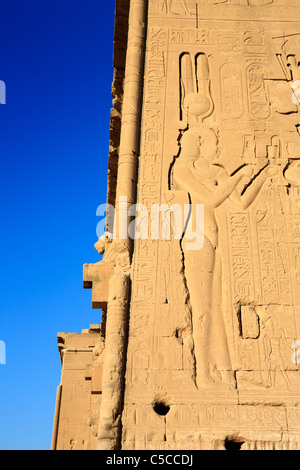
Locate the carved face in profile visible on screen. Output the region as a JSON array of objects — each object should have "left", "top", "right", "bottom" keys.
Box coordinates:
[
  {"left": 180, "top": 127, "right": 219, "bottom": 163},
  {"left": 284, "top": 160, "right": 300, "bottom": 187},
  {"left": 94, "top": 233, "right": 113, "bottom": 254}
]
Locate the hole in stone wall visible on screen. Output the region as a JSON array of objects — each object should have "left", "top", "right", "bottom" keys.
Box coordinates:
[
  {"left": 174, "top": 328, "right": 184, "bottom": 345},
  {"left": 153, "top": 401, "right": 170, "bottom": 416},
  {"left": 174, "top": 328, "right": 181, "bottom": 339},
  {"left": 225, "top": 436, "right": 245, "bottom": 451},
  {"left": 236, "top": 305, "right": 243, "bottom": 337}
]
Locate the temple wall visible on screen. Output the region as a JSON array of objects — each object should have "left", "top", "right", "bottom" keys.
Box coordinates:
[
  {"left": 53, "top": 0, "right": 300, "bottom": 451},
  {"left": 121, "top": 0, "right": 300, "bottom": 450}
]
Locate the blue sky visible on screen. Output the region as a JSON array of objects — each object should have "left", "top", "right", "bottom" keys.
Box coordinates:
[{"left": 0, "top": 0, "right": 116, "bottom": 449}]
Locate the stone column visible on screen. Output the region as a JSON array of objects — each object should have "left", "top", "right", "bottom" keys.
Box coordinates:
[
  {"left": 113, "top": 0, "right": 147, "bottom": 248},
  {"left": 97, "top": 0, "right": 147, "bottom": 450},
  {"left": 97, "top": 273, "right": 130, "bottom": 450}
]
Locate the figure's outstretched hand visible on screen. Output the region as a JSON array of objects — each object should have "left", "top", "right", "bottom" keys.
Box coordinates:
[{"left": 240, "top": 164, "right": 254, "bottom": 178}]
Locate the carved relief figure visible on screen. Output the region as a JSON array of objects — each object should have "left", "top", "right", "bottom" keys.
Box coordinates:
[
  {"left": 173, "top": 127, "right": 275, "bottom": 389},
  {"left": 261, "top": 315, "right": 291, "bottom": 390},
  {"left": 94, "top": 233, "right": 131, "bottom": 274}
]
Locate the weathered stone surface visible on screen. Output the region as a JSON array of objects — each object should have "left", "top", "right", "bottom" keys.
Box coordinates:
[
  {"left": 53, "top": 0, "right": 300, "bottom": 451},
  {"left": 51, "top": 326, "right": 105, "bottom": 450}
]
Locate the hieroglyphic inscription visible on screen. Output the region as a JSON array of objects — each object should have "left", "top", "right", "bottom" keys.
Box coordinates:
[
  {"left": 142, "top": 27, "right": 167, "bottom": 208},
  {"left": 170, "top": 28, "right": 217, "bottom": 45},
  {"left": 286, "top": 214, "right": 300, "bottom": 294},
  {"left": 129, "top": 28, "right": 168, "bottom": 384},
  {"left": 228, "top": 212, "right": 254, "bottom": 303},
  {"left": 149, "top": 0, "right": 276, "bottom": 13},
  {"left": 256, "top": 206, "right": 293, "bottom": 305},
  {"left": 220, "top": 63, "right": 244, "bottom": 119},
  {"left": 256, "top": 220, "right": 280, "bottom": 304},
  {"left": 247, "top": 64, "right": 271, "bottom": 120}
]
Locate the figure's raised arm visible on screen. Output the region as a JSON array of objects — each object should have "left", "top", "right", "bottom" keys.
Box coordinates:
[
  {"left": 229, "top": 164, "right": 270, "bottom": 210},
  {"left": 174, "top": 163, "right": 253, "bottom": 208}
]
